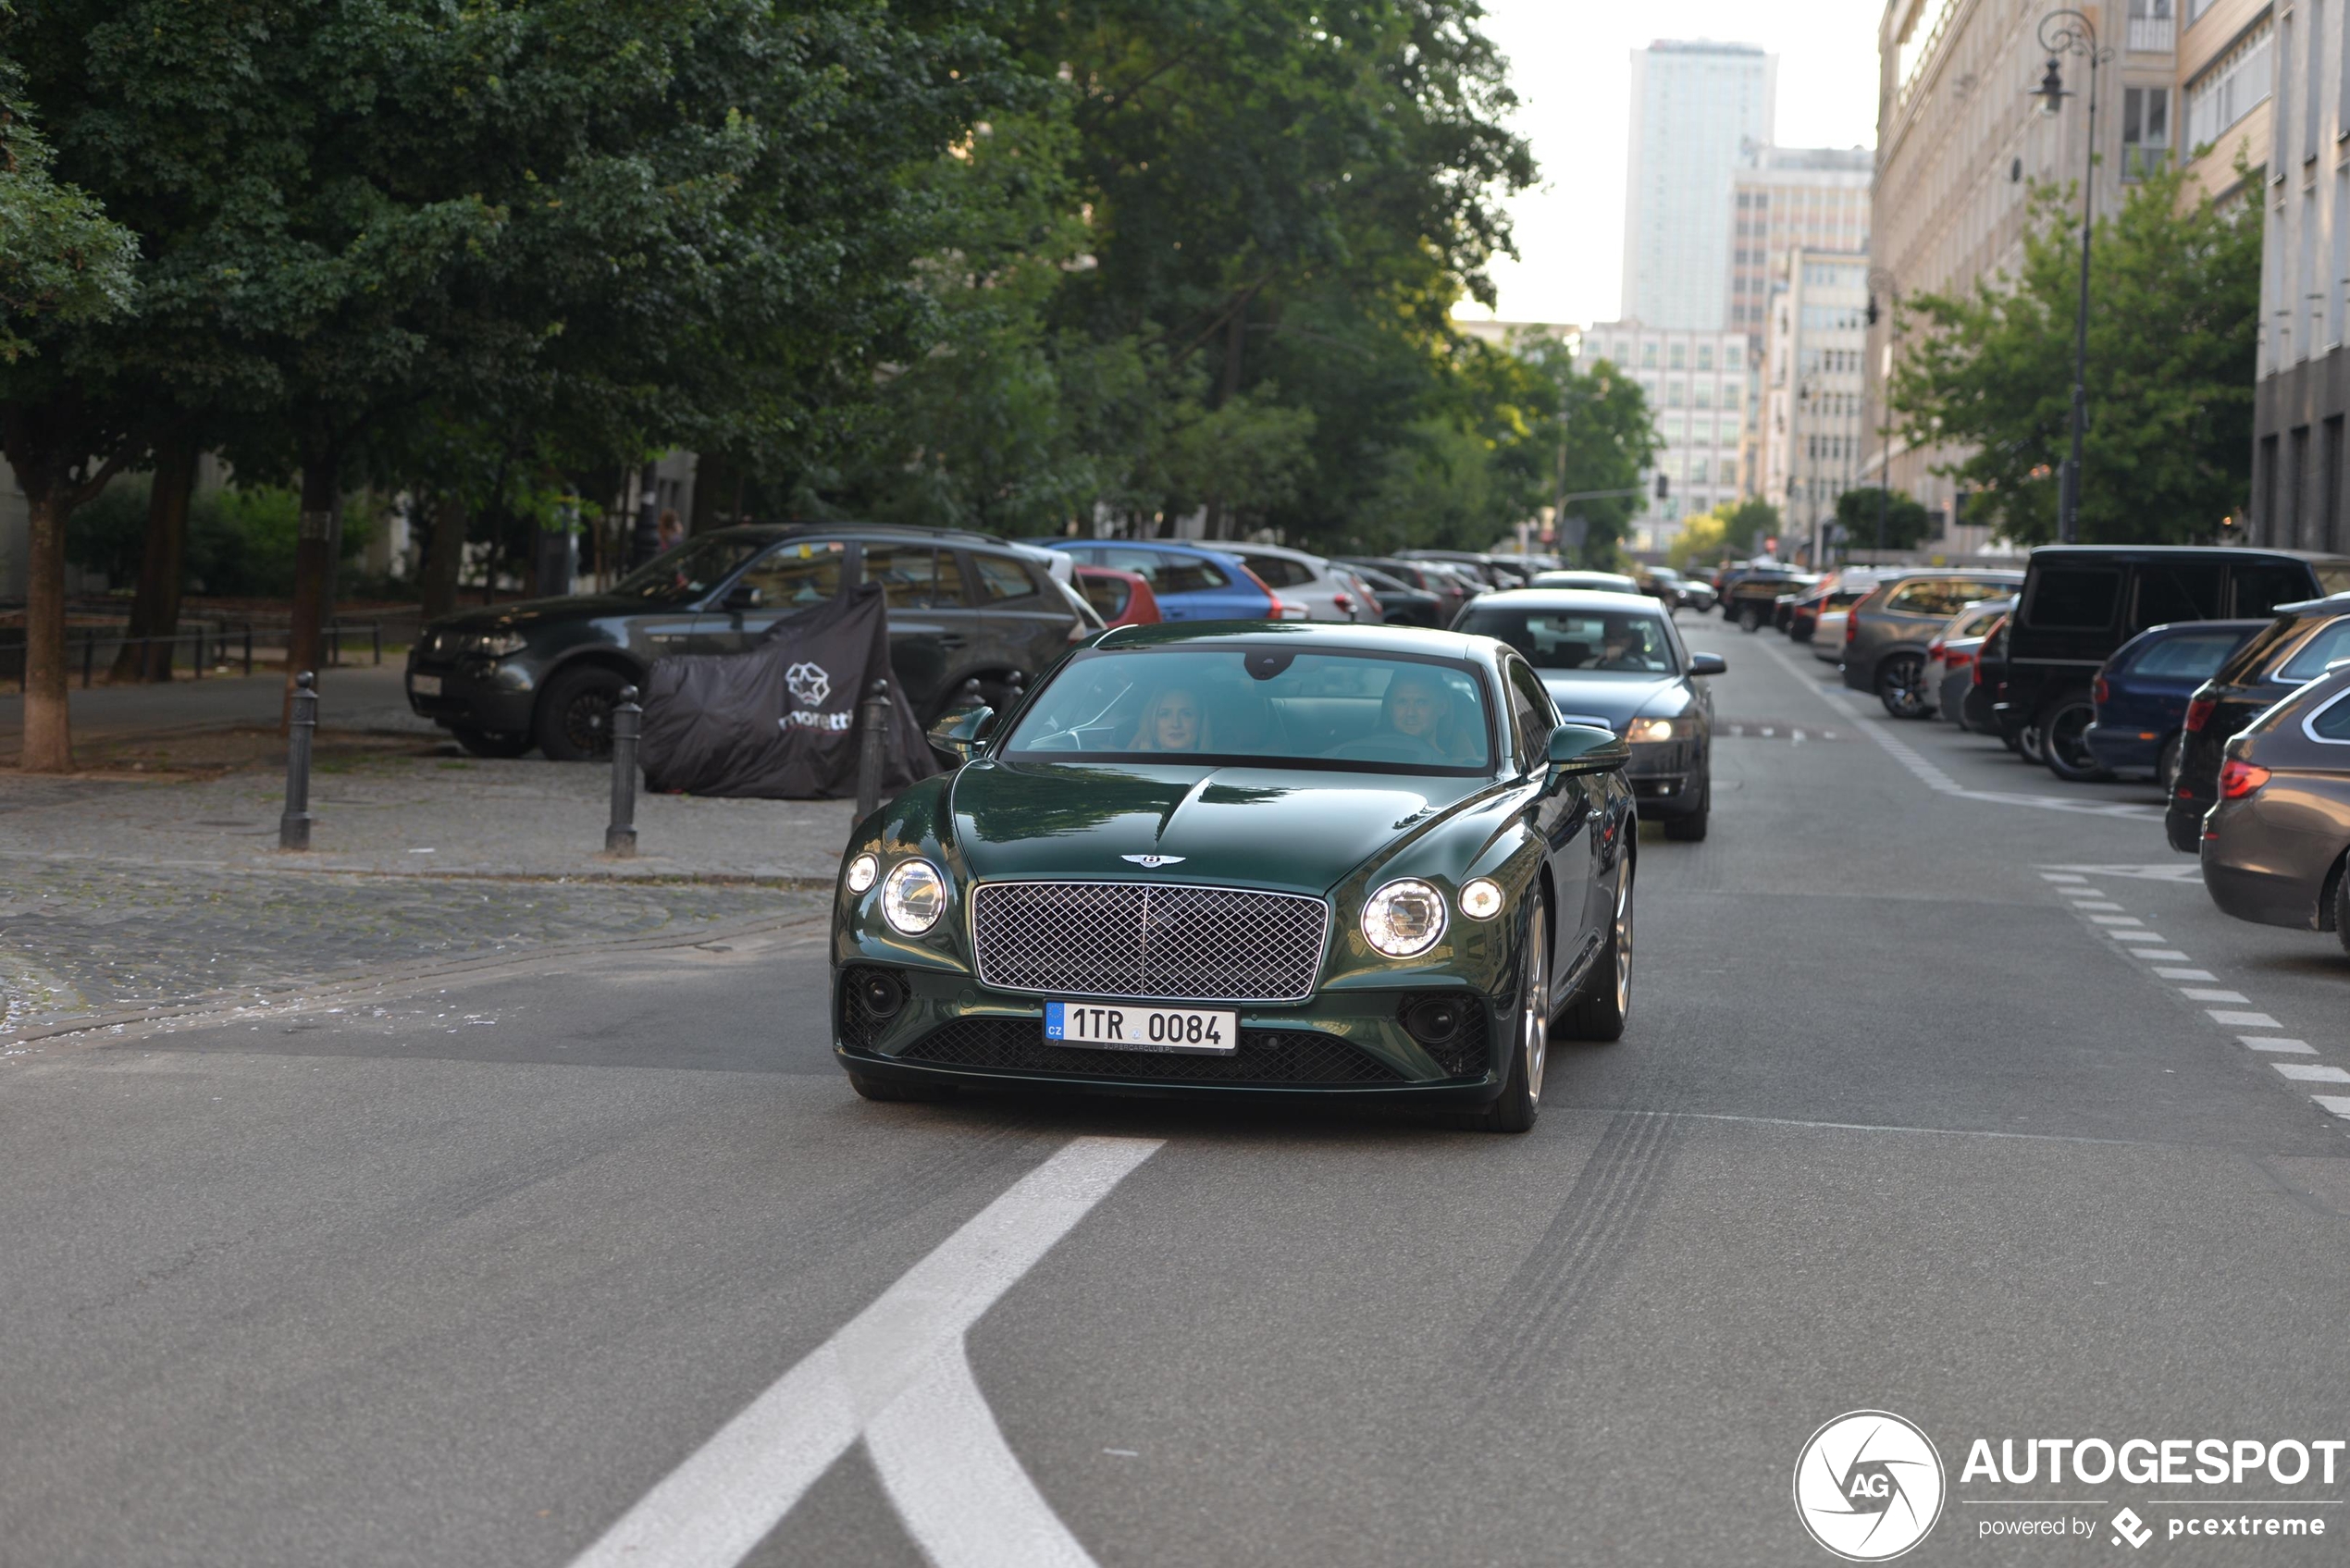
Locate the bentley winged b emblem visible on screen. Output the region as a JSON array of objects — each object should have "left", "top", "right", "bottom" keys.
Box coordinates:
[{"left": 1121, "top": 854, "right": 1186, "bottom": 869}]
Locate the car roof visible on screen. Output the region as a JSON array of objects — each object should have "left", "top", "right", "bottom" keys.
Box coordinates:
[
  {"left": 2274, "top": 588, "right": 2350, "bottom": 615},
  {"left": 2026, "top": 545, "right": 2350, "bottom": 564},
  {"left": 1043, "top": 537, "right": 1241, "bottom": 560},
  {"left": 1093, "top": 621, "right": 1496, "bottom": 660},
  {"left": 1464, "top": 588, "right": 1671, "bottom": 611},
  {"left": 700, "top": 521, "right": 1009, "bottom": 548}
]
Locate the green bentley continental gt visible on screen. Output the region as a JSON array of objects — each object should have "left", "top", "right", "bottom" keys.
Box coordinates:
[{"left": 831, "top": 621, "right": 1637, "bottom": 1131}]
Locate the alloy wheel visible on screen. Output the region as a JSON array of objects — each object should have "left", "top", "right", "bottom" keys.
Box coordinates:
[
  {"left": 1612, "top": 867, "right": 1633, "bottom": 1019},
  {"left": 1878, "top": 654, "right": 1926, "bottom": 719},
  {"left": 563, "top": 690, "right": 615, "bottom": 758},
  {"left": 1522, "top": 907, "right": 1549, "bottom": 1103}
]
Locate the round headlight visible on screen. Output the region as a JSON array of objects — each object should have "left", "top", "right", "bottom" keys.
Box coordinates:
[
  {"left": 1361, "top": 878, "right": 1447, "bottom": 958},
  {"left": 845, "top": 853, "right": 879, "bottom": 894},
  {"left": 881, "top": 859, "right": 946, "bottom": 934},
  {"left": 1459, "top": 878, "right": 1504, "bottom": 920}
]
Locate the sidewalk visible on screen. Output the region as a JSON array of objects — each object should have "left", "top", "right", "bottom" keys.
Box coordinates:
[{"left": 0, "top": 663, "right": 433, "bottom": 757}]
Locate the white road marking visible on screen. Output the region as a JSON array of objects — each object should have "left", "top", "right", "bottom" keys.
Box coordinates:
[
  {"left": 2042, "top": 873, "right": 2089, "bottom": 883},
  {"left": 2072, "top": 901, "right": 2124, "bottom": 911},
  {"left": 2180, "top": 989, "right": 2251, "bottom": 1004},
  {"left": 2154, "top": 969, "right": 2217, "bottom": 980},
  {"left": 567, "top": 1137, "right": 1162, "bottom": 1568},
  {"left": 2243, "top": 1037, "right": 2318, "bottom": 1054},
  {"left": 2041, "top": 862, "right": 2205, "bottom": 883},
  {"left": 2133, "top": 949, "right": 2191, "bottom": 960},
  {"left": 2090, "top": 916, "right": 2144, "bottom": 927},
  {"left": 2313, "top": 1097, "right": 2350, "bottom": 1119},
  {"left": 2109, "top": 931, "right": 2168, "bottom": 944},
  {"left": 2208, "top": 1009, "right": 2283, "bottom": 1029},
  {"left": 2272, "top": 1063, "right": 2350, "bottom": 1083}
]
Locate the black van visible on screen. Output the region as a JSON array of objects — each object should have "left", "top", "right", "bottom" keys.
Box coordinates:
[{"left": 1994, "top": 547, "right": 2350, "bottom": 780}]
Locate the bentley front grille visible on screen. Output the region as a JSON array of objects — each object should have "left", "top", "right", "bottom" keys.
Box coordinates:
[{"left": 971, "top": 881, "right": 1330, "bottom": 1003}]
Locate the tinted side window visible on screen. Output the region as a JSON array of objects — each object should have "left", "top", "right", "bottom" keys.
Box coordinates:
[
  {"left": 1505, "top": 659, "right": 1555, "bottom": 762},
  {"left": 734, "top": 541, "right": 845, "bottom": 607},
  {"left": 2311, "top": 686, "right": 2350, "bottom": 740},
  {"left": 972, "top": 552, "right": 1041, "bottom": 601},
  {"left": 2024, "top": 567, "right": 2121, "bottom": 630},
  {"left": 1886, "top": 580, "right": 1975, "bottom": 618},
  {"left": 2232, "top": 560, "right": 2319, "bottom": 616},
  {"left": 2132, "top": 561, "right": 2223, "bottom": 628},
  {"left": 1076, "top": 573, "right": 1132, "bottom": 621},
  {"left": 1243, "top": 554, "right": 1313, "bottom": 588},
  {"left": 2277, "top": 616, "right": 2350, "bottom": 682},
  {"left": 861, "top": 545, "right": 967, "bottom": 608},
  {"left": 2131, "top": 632, "right": 2250, "bottom": 678}
]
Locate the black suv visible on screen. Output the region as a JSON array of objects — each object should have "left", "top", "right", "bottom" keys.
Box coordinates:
[
  {"left": 1993, "top": 547, "right": 2350, "bottom": 781},
  {"left": 405, "top": 525, "right": 1088, "bottom": 759},
  {"left": 2165, "top": 591, "right": 2350, "bottom": 851}
]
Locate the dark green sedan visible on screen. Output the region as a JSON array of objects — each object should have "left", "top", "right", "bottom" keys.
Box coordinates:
[{"left": 830, "top": 622, "right": 1638, "bottom": 1131}]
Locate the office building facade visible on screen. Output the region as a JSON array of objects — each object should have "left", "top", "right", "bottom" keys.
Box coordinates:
[
  {"left": 1762, "top": 252, "right": 1874, "bottom": 563},
  {"left": 1580, "top": 321, "right": 1755, "bottom": 551},
  {"left": 1728, "top": 148, "right": 1874, "bottom": 337},
  {"left": 1623, "top": 42, "right": 1777, "bottom": 330}
]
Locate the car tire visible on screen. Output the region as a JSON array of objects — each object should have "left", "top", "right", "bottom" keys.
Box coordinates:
[
  {"left": 2335, "top": 856, "right": 2350, "bottom": 957},
  {"left": 449, "top": 725, "right": 533, "bottom": 759},
  {"left": 2157, "top": 732, "right": 2185, "bottom": 793},
  {"left": 1876, "top": 653, "right": 1928, "bottom": 719},
  {"left": 537, "top": 664, "right": 630, "bottom": 761},
  {"left": 2017, "top": 722, "right": 2046, "bottom": 764},
  {"left": 1562, "top": 859, "right": 1633, "bottom": 1043},
  {"left": 1738, "top": 605, "right": 1764, "bottom": 632},
  {"left": 846, "top": 1069, "right": 953, "bottom": 1104},
  {"left": 1661, "top": 783, "right": 1709, "bottom": 842},
  {"left": 1476, "top": 903, "right": 1549, "bottom": 1133},
  {"left": 2040, "top": 691, "right": 2109, "bottom": 782}
]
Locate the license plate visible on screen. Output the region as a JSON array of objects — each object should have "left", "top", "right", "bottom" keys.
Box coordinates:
[
  {"left": 409, "top": 673, "right": 441, "bottom": 697},
  {"left": 1044, "top": 1001, "right": 1239, "bottom": 1056}
]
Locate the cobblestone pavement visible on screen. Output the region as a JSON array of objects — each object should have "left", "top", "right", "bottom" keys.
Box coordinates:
[{"left": 0, "top": 859, "right": 826, "bottom": 1037}]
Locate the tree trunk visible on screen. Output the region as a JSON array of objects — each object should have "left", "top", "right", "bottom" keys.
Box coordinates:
[
  {"left": 420, "top": 492, "right": 466, "bottom": 623},
  {"left": 19, "top": 490, "right": 74, "bottom": 772},
  {"left": 284, "top": 439, "right": 342, "bottom": 731},
  {"left": 113, "top": 438, "right": 199, "bottom": 683}
]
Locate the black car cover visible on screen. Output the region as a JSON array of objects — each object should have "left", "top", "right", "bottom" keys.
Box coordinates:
[{"left": 638, "top": 584, "right": 940, "bottom": 799}]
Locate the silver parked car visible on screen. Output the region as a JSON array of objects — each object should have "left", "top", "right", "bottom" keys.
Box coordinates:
[
  {"left": 1223, "top": 542, "right": 1376, "bottom": 622},
  {"left": 1840, "top": 569, "right": 2026, "bottom": 718},
  {"left": 1928, "top": 597, "right": 2013, "bottom": 726}
]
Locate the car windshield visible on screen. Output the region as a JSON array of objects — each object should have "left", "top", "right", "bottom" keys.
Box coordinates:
[
  {"left": 1453, "top": 605, "right": 1678, "bottom": 674},
  {"left": 1000, "top": 648, "right": 1495, "bottom": 774},
  {"left": 608, "top": 535, "right": 769, "bottom": 605}
]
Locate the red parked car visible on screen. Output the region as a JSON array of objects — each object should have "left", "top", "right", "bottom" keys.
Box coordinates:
[{"left": 1071, "top": 564, "right": 1164, "bottom": 627}]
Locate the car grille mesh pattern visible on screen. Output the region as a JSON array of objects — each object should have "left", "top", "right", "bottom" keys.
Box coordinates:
[
  {"left": 896, "top": 1018, "right": 1405, "bottom": 1084},
  {"left": 971, "top": 881, "right": 1329, "bottom": 1002}
]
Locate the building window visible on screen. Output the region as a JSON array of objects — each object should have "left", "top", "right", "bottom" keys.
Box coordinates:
[
  {"left": 2184, "top": 18, "right": 2273, "bottom": 156},
  {"left": 1669, "top": 341, "right": 1687, "bottom": 369},
  {"left": 1698, "top": 342, "right": 1714, "bottom": 370},
  {"left": 1641, "top": 342, "right": 1658, "bottom": 368},
  {"left": 2127, "top": 0, "right": 2173, "bottom": 55},
  {"left": 2122, "top": 87, "right": 2171, "bottom": 179}
]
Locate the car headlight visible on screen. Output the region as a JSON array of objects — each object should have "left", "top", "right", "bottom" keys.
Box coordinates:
[
  {"left": 845, "top": 853, "right": 879, "bottom": 894},
  {"left": 1626, "top": 717, "right": 1676, "bottom": 743},
  {"left": 464, "top": 631, "right": 528, "bottom": 658},
  {"left": 881, "top": 859, "right": 946, "bottom": 934},
  {"left": 1361, "top": 878, "right": 1447, "bottom": 958},
  {"left": 1458, "top": 878, "right": 1504, "bottom": 920}
]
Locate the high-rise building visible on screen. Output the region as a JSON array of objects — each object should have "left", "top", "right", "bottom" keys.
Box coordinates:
[
  {"left": 2251, "top": 0, "right": 2346, "bottom": 550},
  {"left": 1579, "top": 321, "right": 1755, "bottom": 551},
  {"left": 1622, "top": 42, "right": 1777, "bottom": 330},
  {"left": 1728, "top": 148, "right": 1874, "bottom": 336},
  {"left": 1762, "top": 251, "right": 1873, "bottom": 563}
]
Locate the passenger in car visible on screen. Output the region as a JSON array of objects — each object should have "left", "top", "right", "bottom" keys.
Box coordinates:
[
  {"left": 1129, "top": 686, "right": 1208, "bottom": 752},
  {"left": 1381, "top": 671, "right": 1477, "bottom": 760}
]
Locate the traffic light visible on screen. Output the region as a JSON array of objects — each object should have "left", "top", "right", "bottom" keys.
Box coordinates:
[{"left": 1654, "top": 473, "right": 1670, "bottom": 500}]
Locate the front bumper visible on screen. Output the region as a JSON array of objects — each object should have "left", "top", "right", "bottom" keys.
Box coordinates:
[
  {"left": 833, "top": 963, "right": 1510, "bottom": 1102},
  {"left": 403, "top": 657, "right": 538, "bottom": 735},
  {"left": 1626, "top": 738, "right": 1703, "bottom": 817}
]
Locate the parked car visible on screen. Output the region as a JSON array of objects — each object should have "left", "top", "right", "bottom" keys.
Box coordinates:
[
  {"left": 1039, "top": 539, "right": 1305, "bottom": 623},
  {"left": 1788, "top": 572, "right": 1882, "bottom": 645},
  {"left": 2166, "top": 593, "right": 2350, "bottom": 851},
  {"left": 1453, "top": 588, "right": 1724, "bottom": 841},
  {"left": 1720, "top": 566, "right": 1813, "bottom": 631},
  {"left": 1399, "top": 549, "right": 1528, "bottom": 590},
  {"left": 1344, "top": 562, "right": 1445, "bottom": 627},
  {"left": 405, "top": 524, "right": 1092, "bottom": 759},
  {"left": 1072, "top": 565, "right": 1163, "bottom": 628},
  {"left": 2081, "top": 619, "right": 2265, "bottom": 787},
  {"left": 1342, "top": 557, "right": 1473, "bottom": 623},
  {"left": 1528, "top": 569, "right": 1645, "bottom": 596},
  {"left": 2196, "top": 660, "right": 2350, "bottom": 952},
  {"left": 1972, "top": 614, "right": 2027, "bottom": 752},
  {"left": 1994, "top": 546, "right": 2350, "bottom": 780},
  {"left": 836, "top": 621, "right": 1639, "bottom": 1132},
  {"left": 1839, "top": 568, "right": 2027, "bottom": 717},
  {"left": 1222, "top": 542, "right": 1375, "bottom": 622},
  {"left": 1927, "top": 599, "right": 2014, "bottom": 727},
  {"left": 1637, "top": 565, "right": 1708, "bottom": 611},
  {"left": 1809, "top": 580, "right": 1898, "bottom": 665}
]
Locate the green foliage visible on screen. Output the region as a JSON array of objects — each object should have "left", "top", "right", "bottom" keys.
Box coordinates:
[
  {"left": 1834, "top": 487, "right": 1933, "bottom": 550},
  {"left": 1713, "top": 498, "right": 1783, "bottom": 557},
  {"left": 0, "top": 43, "right": 135, "bottom": 363},
  {"left": 1888, "top": 167, "right": 2258, "bottom": 544},
  {"left": 1666, "top": 514, "right": 1728, "bottom": 574},
  {"left": 67, "top": 478, "right": 366, "bottom": 597}
]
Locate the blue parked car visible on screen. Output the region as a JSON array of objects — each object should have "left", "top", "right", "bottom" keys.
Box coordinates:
[
  {"left": 1033, "top": 539, "right": 1305, "bottom": 623},
  {"left": 2083, "top": 619, "right": 2267, "bottom": 788}
]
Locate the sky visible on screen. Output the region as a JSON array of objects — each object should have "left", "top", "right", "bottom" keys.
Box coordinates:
[{"left": 1466, "top": 0, "right": 1888, "bottom": 327}]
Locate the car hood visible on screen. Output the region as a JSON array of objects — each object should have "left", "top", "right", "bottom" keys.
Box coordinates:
[
  {"left": 1536, "top": 673, "right": 1688, "bottom": 730},
  {"left": 948, "top": 759, "right": 1498, "bottom": 895}
]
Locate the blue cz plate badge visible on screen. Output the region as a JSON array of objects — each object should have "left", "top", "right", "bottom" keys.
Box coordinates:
[{"left": 1045, "top": 1001, "right": 1240, "bottom": 1056}]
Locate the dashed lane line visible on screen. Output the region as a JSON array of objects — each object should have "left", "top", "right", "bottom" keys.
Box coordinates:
[
  {"left": 567, "top": 1136, "right": 1162, "bottom": 1568},
  {"left": 2275, "top": 1063, "right": 2350, "bottom": 1083},
  {"left": 2244, "top": 1038, "right": 2319, "bottom": 1054}
]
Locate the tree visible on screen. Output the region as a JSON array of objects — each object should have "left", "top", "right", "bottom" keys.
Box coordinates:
[
  {"left": 1887, "top": 167, "right": 2257, "bottom": 544},
  {"left": 1666, "top": 513, "right": 1728, "bottom": 574},
  {"left": 1834, "top": 487, "right": 1933, "bottom": 551},
  {"left": 1713, "top": 498, "right": 1783, "bottom": 558}
]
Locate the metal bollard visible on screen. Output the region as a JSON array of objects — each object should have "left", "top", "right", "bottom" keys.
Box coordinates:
[
  {"left": 279, "top": 671, "right": 317, "bottom": 850},
  {"left": 606, "top": 685, "right": 641, "bottom": 858},
  {"left": 854, "top": 677, "right": 892, "bottom": 820}
]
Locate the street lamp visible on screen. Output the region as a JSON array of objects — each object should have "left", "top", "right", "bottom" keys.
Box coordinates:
[
  {"left": 1866, "top": 268, "right": 1899, "bottom": 559},
  {"left": 2035, "top": 7, "right": 2112, "bottom": 545}
]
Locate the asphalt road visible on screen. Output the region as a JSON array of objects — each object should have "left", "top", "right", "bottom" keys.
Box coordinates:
[{"left": 6, "top": 616, "right": 2349, "bottom": 1567}]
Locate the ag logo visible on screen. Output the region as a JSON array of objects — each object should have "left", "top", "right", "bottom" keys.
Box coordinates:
[
  {"left": 1793, "top": 1410, "right": 1945, "bottom": 1562},
  {"left": 785, "top": 662, "right": 831, "bottom": 709}
]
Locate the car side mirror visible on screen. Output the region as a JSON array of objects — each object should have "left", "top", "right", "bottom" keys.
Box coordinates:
[
  {"left": 1688, "top": 652, "right": 1727, "bottom": 676},
  {"left": 1546, "top": 722, "right": 1630, "bottom": 775},
  {"left": 927, "top": 705, "right": 996, "bottom": 764}
]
